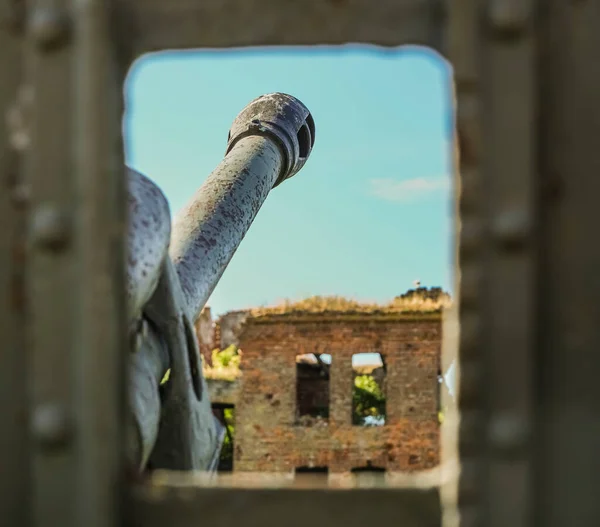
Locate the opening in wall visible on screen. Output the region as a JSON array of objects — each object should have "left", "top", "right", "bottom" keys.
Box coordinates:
[
  {"left": 294, "top": 466, "right": 329, "bottom": 488},
  {"left": 212, "top": 403, "right": 235, "bottom": 472},
  {"left": 295, "top": 353, "right": 331, "bottom": 426},
  {"left": 124, "top": 46, "right": 453, "bottom": 483},
  {"left": 351, "top": 464, "right": 386, "bottom": 488},
  {"left": 352, "top": 352, "right": 386, "bottom": 426}
]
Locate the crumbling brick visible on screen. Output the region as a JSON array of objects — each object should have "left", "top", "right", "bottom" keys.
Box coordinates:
[{"left": 232, "top": 313, "right": 441, "bottom": 475}]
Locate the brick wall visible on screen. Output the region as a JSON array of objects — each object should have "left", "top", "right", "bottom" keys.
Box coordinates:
[{"left": 234, "top": 313, "right": 442, "bottom": 476}]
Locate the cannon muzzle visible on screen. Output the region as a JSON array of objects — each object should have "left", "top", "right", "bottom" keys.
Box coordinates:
[
  {"left": 170, "top": 93, "right": 316, "bottom": 323},
  {"left": 226, "top": 92, "right": 315, "bottom": 185}
]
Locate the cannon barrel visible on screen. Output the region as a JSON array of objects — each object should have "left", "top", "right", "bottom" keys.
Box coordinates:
[
  {"left": 169, "top": 92, "right": 316, "bottom": 323},
  {"left": 126, "top": 93, "right": 316, "bottom": 471}
]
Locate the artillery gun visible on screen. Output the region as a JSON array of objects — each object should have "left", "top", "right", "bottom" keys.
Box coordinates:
[{"left": 126, "top": 92, "right": 315, "bottom": 471}]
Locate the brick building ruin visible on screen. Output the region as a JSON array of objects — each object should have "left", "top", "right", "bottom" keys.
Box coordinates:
[{"left": 201, "top": 296, "right": 445, "bottom": 485}]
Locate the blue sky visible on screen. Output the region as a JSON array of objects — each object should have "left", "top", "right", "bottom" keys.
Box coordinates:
[{"left": 124, "top": 47, "right": 454, "bottom": 317}]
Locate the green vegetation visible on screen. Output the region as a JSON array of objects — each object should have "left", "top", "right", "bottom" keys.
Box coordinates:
[
  {"left": 352, "top": 374, "right": 386, "bottom": 426},
  {"left": 160, "top": 369, "right": 170, "bottom": 385},
  {"left": 248, "top": 287, "right": 452, "bottom": 317},
  {"left": 212, "top": 344, "right": 240, "bottom": 369},
  {"left": 204, "top": 345, "right": 242, "bottom": 381},
  {"left": 218, "top": 407, "right": 235, "bottom": 471},
  {"left": 160, "top": 344, "right": 241, "bottom": 386}
]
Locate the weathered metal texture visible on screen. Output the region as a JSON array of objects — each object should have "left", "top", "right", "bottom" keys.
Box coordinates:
[
  {"left": 126, "top": 168, "right": 172, "bottom": 329},
  {"left": 0, "top": 6, "right": 29, "bottom": 526},
  {"left": 122, "top": 0, "right": 446, "bottom": 55},
  {"left": 170, "top": 136, "right": 281, "bottom": 324},
  {"left": 226, "top": 92, "right": 315, "bottom": 186},
  {"left": 23, "top": 2, "right": 128, "bottom": 527},
  {"left": 128, "top": 318, "right": 168, "bottom": 469},
  {"left": 448, "top": 1, "right": 562, "bottom": 527},
  {"left": 125, "top": 93, "right": 316, "bottom": 472},
  {"left": 129, "top": 486, "right": 442, "bottom": 527},
  {"left": 170, "top": 93, "right": 314, "bottom": 324},
  {"left": 8, "top": 0, "right": 600, "bottom": 526},
  {"left": 125, "top": 166, "right": 222, "bottom": 472},
  {"left": 536, "top": 2, "right": 600, "bottom": 525},
  {"left": 137, "top": 258, "right": 224, "bottom": 471}
]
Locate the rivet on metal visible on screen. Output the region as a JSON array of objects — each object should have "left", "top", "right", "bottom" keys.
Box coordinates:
[
  {"left": 11, "top": 183, "right": 31, "bottom": 207},
  {"left": 32, "top": 403, "right": 72, "bottom": 450},
  {"left": 488, "top": 414, "right": 529, "bottom": 455},
  {"left": 487, "top": 0, "right": 532, "bottom": 38},
  {"left": 6, "top": 85, "right": 34, "bottom": 152},
  {"left": 31, "top": 205, "right": 71, "bottom": 251},
  {"left": 492, "top": 208, "right": 530, "bottom": 250},
  {"left": 28, "top": 8, "right": 71, "bottom": 51}
]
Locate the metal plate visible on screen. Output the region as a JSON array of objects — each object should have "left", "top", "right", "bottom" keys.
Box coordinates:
[
  {"left": 535, "top": 2, "right": 600, "bottom": 525},
  {"left": 3, "top": 1, "right": 450, "bottom": 526},
  {"left": 0, "top": 12, "right": 29, "bottom": 527},
  {"left": 122, "top": 0, "right": 445, "bottom": 56},
  {"left": 17, "top": 1, "right": 600, "bottom": 527},
  {"left": 450, "top": 0, "right": 536, "bottom": 526},
  {"left": 22, "top": 1, "right": 128, "bottom": 527},
  {"left": 129, "top": 486, "right": 441, "bottom": 527}
]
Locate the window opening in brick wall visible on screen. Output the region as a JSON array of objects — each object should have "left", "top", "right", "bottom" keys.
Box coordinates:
[
  {"left": 351, "top": 464, "right": 386, "bottom": 487},
  {"left": 294, "top": 466, "right": 329, "bottom": 488},
  {"left": 352, "top": 352, "right": 386, "bottom": 426},
  {"left": 212, "top": 403, "right": 235, "bottom": 472},
  {"left": 295, "top": 353, "right": 330, "bottom": 426}
]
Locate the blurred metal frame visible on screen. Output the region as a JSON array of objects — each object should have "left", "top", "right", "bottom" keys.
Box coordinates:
[
  {"left": 3, "top": 1, "right": 600, "bottom": 527},
  {"left": 0, "top": 2, "right": 445, "bottom": 526}
]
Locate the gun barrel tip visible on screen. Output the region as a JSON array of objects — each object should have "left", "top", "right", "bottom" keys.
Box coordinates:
[{"left": 227, "top": 92, "right": 316, "bottom": 185}]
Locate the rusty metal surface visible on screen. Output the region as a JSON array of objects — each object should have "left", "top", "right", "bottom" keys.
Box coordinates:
[
  {"left": 129, "top": 93, "right": 316, "bottom": 472},
  {"left": 138, "top": 259, "right": 224, "bottom": 471},
  {"left": 121, "top": 0, "right": 445, "bottom": 56},
  {"left": 170, "top": 93, "right": 315, "bottom": 324},
  {"left": 129, "top": 485, "right": 441, "bottom": 527},
  {"left": 226, "top": 93, "right": 314, "bottom": 186},
  {"left": 170, "top": 136, "right": 281, "bottom": 324},
  {"left": 127, "top": 168, "right": 172, "bottom": 329},
  {"left": 0, "top": 7, "right": 29, "bottom": 526}
]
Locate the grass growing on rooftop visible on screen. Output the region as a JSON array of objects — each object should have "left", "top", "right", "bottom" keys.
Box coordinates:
[{"left": 247, "top": 287, "right": 451, "bottom": 317}]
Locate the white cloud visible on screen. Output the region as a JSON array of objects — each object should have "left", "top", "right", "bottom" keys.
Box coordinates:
[{"left": 368, "top": 175, "right": 451, "bottom": 202}]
